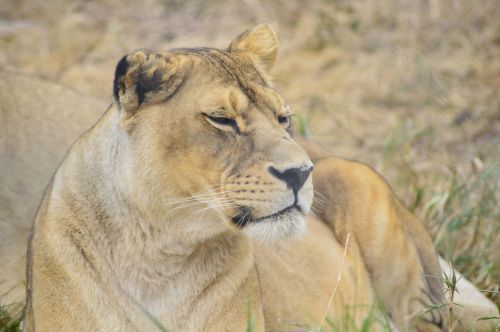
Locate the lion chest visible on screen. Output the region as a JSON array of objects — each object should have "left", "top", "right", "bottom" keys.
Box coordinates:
[{"left": 115, "top": 235, "right": 258, "bottom": 331}]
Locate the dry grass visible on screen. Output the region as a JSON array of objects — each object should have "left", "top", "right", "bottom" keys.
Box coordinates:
[{"left": 0, "top": 0, "right": 499, "bottom": 330}]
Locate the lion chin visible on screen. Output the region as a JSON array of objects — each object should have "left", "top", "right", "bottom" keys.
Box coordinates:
[{"left": 243, "top": 208, "right": 307, "bottom": 243}]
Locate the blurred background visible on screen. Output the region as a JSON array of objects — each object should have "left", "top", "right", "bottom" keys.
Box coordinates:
[{"left": 1, "top": 0, "right": 498, "bottom": 316}]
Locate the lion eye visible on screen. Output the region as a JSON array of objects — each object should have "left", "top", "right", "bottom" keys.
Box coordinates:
[
  {"left": 277, "top": 115, "right": 291, "bottom": 128},
  {"left": 207, "top": 115, "right": 235, "bottom": 126},
  {"left": 203, "top": 114, "right": 240, "bottom": 133}
]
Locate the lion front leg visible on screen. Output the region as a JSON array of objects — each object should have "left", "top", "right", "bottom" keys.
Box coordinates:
[{"left": 310, "top": 156, "right": 447, "bottom": 331}]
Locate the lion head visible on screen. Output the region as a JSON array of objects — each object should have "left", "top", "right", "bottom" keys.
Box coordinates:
[{"left": 112, "top": 24, "right": 313, "bottom": 242}]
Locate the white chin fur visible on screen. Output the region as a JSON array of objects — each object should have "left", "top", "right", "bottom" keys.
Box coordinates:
[{"left": 243, "top": 209, "right": 306, "bottom": 243}]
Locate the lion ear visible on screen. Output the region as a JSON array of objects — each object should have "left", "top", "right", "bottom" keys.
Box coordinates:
[
  {"left": 113, "top": 49, "right": 185, "bottom": 118},
  {"left": 228, "top": 24, "right": 278, "bottom": 72}
]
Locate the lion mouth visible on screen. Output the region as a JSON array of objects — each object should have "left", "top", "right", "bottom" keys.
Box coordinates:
[{"left": 231, "top": 205, "right": 300, "bottom": 228}]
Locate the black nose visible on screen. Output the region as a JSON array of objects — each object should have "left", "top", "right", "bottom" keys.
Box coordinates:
[{"left": 268, "top": 166, "right": 313, "bottom": 192}]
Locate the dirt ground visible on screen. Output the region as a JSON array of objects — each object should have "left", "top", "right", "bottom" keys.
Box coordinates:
[{"left": 1, "top": 0, "right": 498, "bottom": 305}]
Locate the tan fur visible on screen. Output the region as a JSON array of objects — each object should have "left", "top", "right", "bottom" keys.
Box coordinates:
[
  {"left": 1, "top": 25, "right": 496, "bottom": 331},
  {"left": 299, "top": 140, "right": 500, "bottom": 332}
]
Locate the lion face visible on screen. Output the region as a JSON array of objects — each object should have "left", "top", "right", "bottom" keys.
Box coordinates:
[{"left": 113, "top": 25, "right": 313, "bottom": 241}]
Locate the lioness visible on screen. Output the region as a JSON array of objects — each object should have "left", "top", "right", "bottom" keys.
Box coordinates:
[{"left": 23, "top": 25, "right": 496, "bottom": 331}]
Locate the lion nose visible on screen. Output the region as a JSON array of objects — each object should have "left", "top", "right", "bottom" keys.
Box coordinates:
[{"left": 268, "top": 166, "right": 313, "bottom": 192}]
